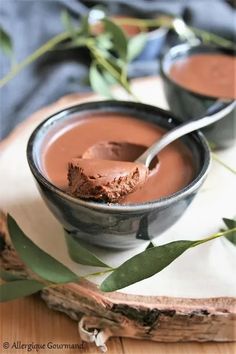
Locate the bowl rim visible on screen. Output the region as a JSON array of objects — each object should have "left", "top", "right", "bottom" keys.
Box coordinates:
[
  {"left": 160, "top": 42, "right": 235, "bottom": 101},
  {"left": 27, "top": 100, "right": 211, "bottom": 213}
]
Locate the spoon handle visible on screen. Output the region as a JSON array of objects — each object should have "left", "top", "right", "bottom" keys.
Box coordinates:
[{"left": 137, "top": 100, "right": 236, "bottom": 167}]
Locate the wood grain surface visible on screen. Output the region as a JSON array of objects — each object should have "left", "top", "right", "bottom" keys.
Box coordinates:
[
  {"left": 1, "top": 296, "right": 235, "bottom": 354},
  {"left": 1, "top": 77, "right": 236, "bottom": 353}
]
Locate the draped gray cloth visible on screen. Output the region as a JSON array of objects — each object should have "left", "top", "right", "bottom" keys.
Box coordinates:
[{"left": 0, "top": 0, "right": 235, "bottom": 139}]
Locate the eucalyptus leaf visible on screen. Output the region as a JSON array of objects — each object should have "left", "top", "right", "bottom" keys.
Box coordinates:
[
  {"left": 103, "top": 18, "right": 128, "bottom": 60},
  {"left": 0, "top": 27, "right": 13, "bottom": 56},
  {"left": 80, "top": 15, "right": 89, "bottom": 36},
  {"left": 96, "top": 33, "right": 113, "bottom": 50},
  {"left": 223, "top": 218, "right": 236, "bottom": 245},
  {"left": 93, "top": 46, "right": 111, "bottom": 59},
  {"left": 0, "top": 279, "right": 45, "bottom": 302},
  {"left": 0, "top": 269, "right": 25, "bottom": 281},
  {"left": 103, "top": 70, "right": 118, "bottom": 85},
  {"left": 7, "top": 215, "right": 79, "bottom": 284},
  {"left": 61, "top": 10, "right": 75, "bottom": 37},
  {"left": 65, "top": 231, "right": 110, "bottom": 267},
  {"left": 105, "top": 55, "right": 124, "bottom": 74},
  {"left": 89, "top": 63, "right": 114, "bottom": 98},
  {"left": 100, "top": 240, "right": 194, "bottom": 292},
  {"left": 91, "top": 48, "right": 124, "bottom": 88},
  {"left": 127, "top": 32, "right": 147, "bottom": 61}
]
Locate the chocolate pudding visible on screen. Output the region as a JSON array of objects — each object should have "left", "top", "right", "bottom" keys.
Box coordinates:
[
  {"left": 68, "top": 158, "right": 148, "bottom": 202},
  {"left": 42, "top": 113, "right": 195, "bottom": 204},
  {"left": 169, "top": 53, "right": 236, "bottom": 99}
]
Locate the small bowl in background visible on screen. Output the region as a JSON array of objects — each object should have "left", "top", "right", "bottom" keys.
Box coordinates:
[
  {"left": 134, "top": 26, "right": 168, "bottom": 61},
  {"left": 160, "top": 43, "right": 236, "bottom": 150}
]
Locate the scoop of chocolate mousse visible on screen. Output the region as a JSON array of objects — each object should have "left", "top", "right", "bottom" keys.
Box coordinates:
[{"left": 68, "top": 158, "right": 148, "bottom": 203}]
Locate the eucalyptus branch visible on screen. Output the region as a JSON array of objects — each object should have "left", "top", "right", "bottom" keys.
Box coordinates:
[
  {"left": 87, "top": 43, "right": 135, "bottom": 99},
  {"left": 190, "top": 26, "right": 234, "bottom": 49},
  {"left": 114, "top": 17, "right": 235, "bottom": 49},
  {"left": 88, "top": 44, "right": 122, "bottom": 82},
  {"left": 86, "top": 226, "right": 236, "bottom": 282},
  {"left": 1, "top": 215, "right": 235, "bottom": 300},
  {"left": 100, "top": 225, "right": 236, "bottom": 291},
  {"left": 191, "top": 227, "right": 236, "bottom": 247},
  {"left": 0, "top": 31, "right": 71, "bottom": 88}
]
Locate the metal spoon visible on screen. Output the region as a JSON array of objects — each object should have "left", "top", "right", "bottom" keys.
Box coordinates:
[
  {"left": 136, "top": 101, "right": 235, "bottom": 168},
  {"left": 172, "top": 17, "right": 201, "bottom": 46}
]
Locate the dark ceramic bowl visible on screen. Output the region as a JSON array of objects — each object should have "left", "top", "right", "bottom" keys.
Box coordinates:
[
  {"left": 160, "top": 43, "right": 236, "bottom": 150},
  {"left": 27, "top": 101, "right": 210, "bottom": 249}
]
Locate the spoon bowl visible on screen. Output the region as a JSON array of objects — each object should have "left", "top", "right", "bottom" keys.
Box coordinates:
[{"left": 82, "top": 141, "right": 159, "bottom": 171}]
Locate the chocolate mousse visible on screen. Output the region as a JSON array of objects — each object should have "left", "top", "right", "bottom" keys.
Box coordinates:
[
  {"left": 68, "top": 158, "right": 148, "bottom": 202},
  {"left": 169, "top": 53, "right": 236, "bottom": 99},
  {"left": 42, "top": 112, "right": 195, "bottom": 204}
]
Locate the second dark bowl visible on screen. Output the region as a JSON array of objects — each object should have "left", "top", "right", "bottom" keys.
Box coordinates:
[{"left": 160, "top": 43, "right": 236, "bottom": 150}]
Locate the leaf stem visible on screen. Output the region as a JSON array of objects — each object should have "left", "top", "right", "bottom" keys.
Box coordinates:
[
  {"left": 192, "top": 227, "right": 236, "bottom": 247},
  {"left": 190, "top": 26, "right": 235, "bottom": 49},
  {"left": 88, "top": 43, "right": 137, "bottom": 99},
  {"left": 0, "top": 31, "right": 71, "bottom": 87},
  {"left": 114, "top": 17, "right": 235, "bottom": 49},
  {"left": 84, "top": 267, "right": 115, "bottom": 279},
  {"left": 88, "top": 44, "right": 121, "bottom": 82},
  {"left": 211, "top": 152, "right": 236, "bottom": 175}
]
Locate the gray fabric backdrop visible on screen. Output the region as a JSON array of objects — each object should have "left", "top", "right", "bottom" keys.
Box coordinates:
[{"left": 0, "top": 0, "right": 235, "bottom": 139}]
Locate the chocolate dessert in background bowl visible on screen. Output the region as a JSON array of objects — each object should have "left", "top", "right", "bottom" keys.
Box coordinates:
[
  {"left": 27, "top": 101, "right": 210, "bottom": 249},
  {"left": 160, "top": 44, "right": 236, "bottom": 150}
]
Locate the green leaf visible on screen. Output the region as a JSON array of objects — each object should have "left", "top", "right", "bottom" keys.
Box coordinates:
[
  {"left": 96, "top": 33, "right": 113, "bottom": 50},
  {"left": 127, "top": 32, "right": 147, "bottom": 61},
  {"left": 61, "top": 10, "right": 75, "bottom": 37},
  {"left": 103, "top": 70, "right": 117, "bottom": 85},
  {"left": 7, "top": 215, "right": 79, "bottom": 284},
  {"left": 0, "top": 279, "right": 44, "bottom": 302},
  {"left": 103, "top": 18, "right": 128, "bottom": 60},
  {"left": 0, "top": 269, "right": 25, "bottom": 281},
  {"left": 100, "top": 240, "right": 194, "bottom": 292},
  {"left": 89, "top": 63, "right": 114, "bottom": 98},
  {"left": 65, "top": 231, "right": 110, "bottom": 268},
  {"left": 0, "top": 27, "right": 13, "bottom": 56},
  {"left": 104, "top": 54, "right": 124, "bottom": 75},
  {"left": 80, "top": 15, "right": 89, "bottom": 36},
  {"left": 223, "top": 218, "right": 236, "bottom": 245}
]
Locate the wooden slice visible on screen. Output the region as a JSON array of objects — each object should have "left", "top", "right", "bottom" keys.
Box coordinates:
[{"left": 0, "top": 77, "right": 236, "bottom": 347}]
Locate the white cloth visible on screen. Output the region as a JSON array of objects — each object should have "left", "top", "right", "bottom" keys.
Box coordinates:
[{"left": 1, "top": 84, "right": 236, "bottom": 298}]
